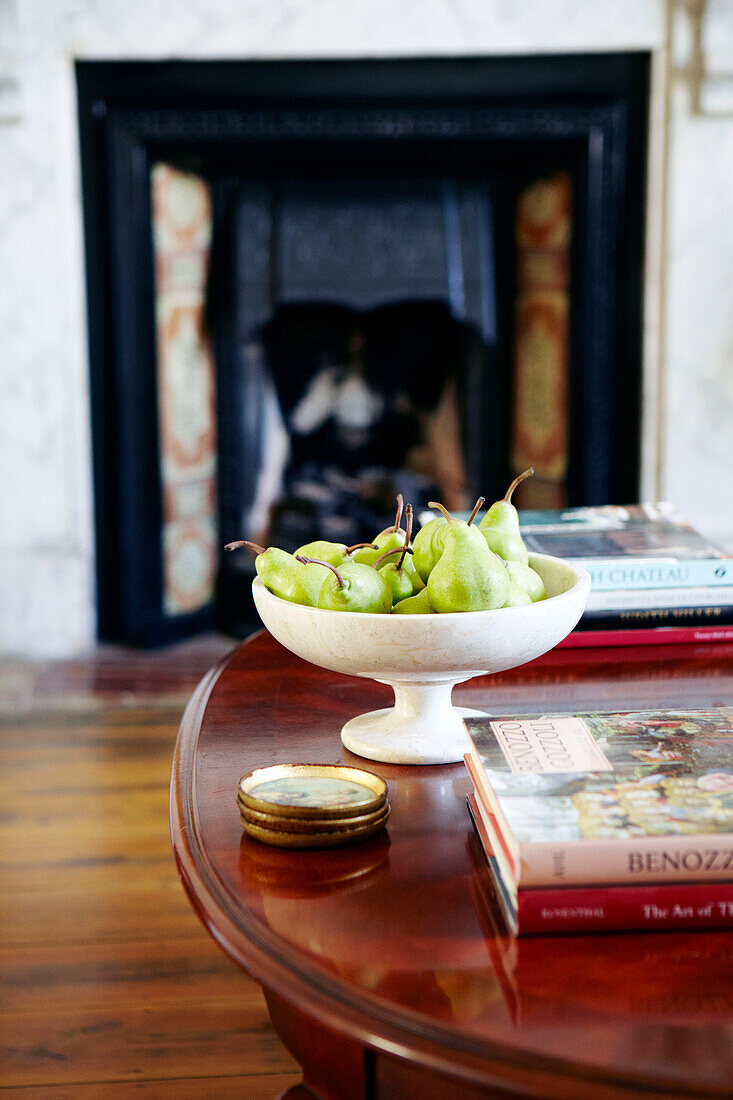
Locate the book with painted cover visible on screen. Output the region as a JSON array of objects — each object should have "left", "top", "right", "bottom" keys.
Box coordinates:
[{"left": 463, "top": 709, "right": 733, "bottom": 898}]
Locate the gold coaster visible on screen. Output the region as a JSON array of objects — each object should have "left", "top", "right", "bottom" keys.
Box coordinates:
[
  {"left": 238, "top": 798, "right": 390, "bottom": 834},
  {"left": 240, "top": 812, "right": 389, "bottom": 849},
  {"left": 238, "top": 763, "right": 388, "bottom": 820}
]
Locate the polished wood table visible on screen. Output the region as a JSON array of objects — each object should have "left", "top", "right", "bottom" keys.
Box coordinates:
[{"left": 171, "top": 633, "right": 733, "bottom": 1098}]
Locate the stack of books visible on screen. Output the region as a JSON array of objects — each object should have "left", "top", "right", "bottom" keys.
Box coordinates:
[
  {"left": 519, "top": 502, "right": 733, "bottom": 647},
  {"left": 464, "top": 709, "right": 733, "bottom": 934}
]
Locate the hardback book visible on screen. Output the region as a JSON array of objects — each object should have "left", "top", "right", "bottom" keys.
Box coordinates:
[
  {"left": 463, "top": 709, "right": 733, "bottom": 897},
  {"left": 466, "top": 793, "right": 733, "bottom": 935},
  {"left": 517, "top": 502, "right": 731, "bottom": 592},
  {"left": 577, "top": 604, "right": 733, "bottom": 632},
  {"left": 522, "top": 502, "right": 733, "bottom": 638},
  {"left": 558, "top": 623, "right": 733, "bottom": 649},
  {"left": 583, "top": 584, "right": 733, "bottom": 614}
]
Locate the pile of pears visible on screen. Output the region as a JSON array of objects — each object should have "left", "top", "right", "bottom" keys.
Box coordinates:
[{"left": 226, "top": 468, "right": 546, "bottom": 615}]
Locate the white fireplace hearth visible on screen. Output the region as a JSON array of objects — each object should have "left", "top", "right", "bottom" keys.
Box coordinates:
[{"left": 1, "top": 0, "right": 732, "bottom": 657}]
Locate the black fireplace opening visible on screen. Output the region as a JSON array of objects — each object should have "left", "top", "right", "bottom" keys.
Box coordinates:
[
  {"left": 208, "top": 167, "right": 526, "bottom": 631},
  {"left": 77, "top": 55, "right": 649, "bottom": 646}
]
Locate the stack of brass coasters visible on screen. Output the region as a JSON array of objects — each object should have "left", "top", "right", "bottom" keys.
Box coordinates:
[{"left": 237, "top": 763, "right": 389, "bottom": 849}]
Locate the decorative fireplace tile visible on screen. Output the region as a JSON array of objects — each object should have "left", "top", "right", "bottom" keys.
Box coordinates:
[
  {"left": 512, "top": 172, "right": 572, "bottom": 510},
  {"left": 151, "top": 163, "right": 218, "bottom": 616},
  {"left": 162, "top": 516, "right": 218, "bottom": 617}
]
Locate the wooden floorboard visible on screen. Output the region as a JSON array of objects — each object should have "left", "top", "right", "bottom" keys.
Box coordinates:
[
  {"left": 0, "top": 636, "right": 301, "bottom": 1097},
  {"left": 0, "top": 1076, "right": 302, "bottom": 1098}
]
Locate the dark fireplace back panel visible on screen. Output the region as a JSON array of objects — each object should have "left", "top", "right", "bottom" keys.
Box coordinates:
[
  {"left": 77, "top": 55, "right": 648, "bottom": 646},
  {"left": 211, "top": 175, "right": 511, "bottom": 560}
]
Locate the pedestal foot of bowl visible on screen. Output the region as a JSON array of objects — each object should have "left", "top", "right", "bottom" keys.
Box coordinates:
[{"left": 341, "top": 678, "right": 487, "bottom": 765}]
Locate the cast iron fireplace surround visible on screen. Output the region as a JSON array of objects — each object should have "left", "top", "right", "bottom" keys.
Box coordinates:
[{"left": 77, "top": 55, "right": 648, "bottom": 646}]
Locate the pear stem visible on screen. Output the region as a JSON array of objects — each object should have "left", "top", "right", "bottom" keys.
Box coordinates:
[
  {"left": 346, "top": 542, "right": 378, "bottom": 554},
  {"left": 428, "top": 501, "right": 453, "bottom": 524},
  {"left": 296, "top": 555, "right": 344, "bottom": 589},
  {"left": 467, "top": 497, "right": 485, "bottom": 526},
  {"left": 225, "top": 539, "right": 266, "bottom": 555},
  {"left": 397, "top": 504, "right": 414, "bottom": 569},
  {"left": 503, "top": 467, "right": 534, "bottom": 503},
  {"left": 392, "top": 493, "right": 404, "bottom": 532},
  {"left": 373, "top": 545, "right": 414, "bottom": 570}
]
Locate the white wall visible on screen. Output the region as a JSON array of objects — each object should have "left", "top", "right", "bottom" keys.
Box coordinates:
[
  {"left": 664, "top": 88, "right": 733, "bottom": 545},
  {"left": 1, "top": 0, "right": 731, "bottom": 656}
]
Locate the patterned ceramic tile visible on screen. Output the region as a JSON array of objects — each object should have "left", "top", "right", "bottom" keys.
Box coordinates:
[
  {"left": 151, "top": 163, "right": 217, "bottom": 616},
  {"left": 512, "top": 173, "right": 571, "bottom": 507}
]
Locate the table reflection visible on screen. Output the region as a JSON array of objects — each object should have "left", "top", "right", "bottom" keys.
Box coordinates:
[{"left": 467, "top": 829, "right": 733, "bottom": 1034}]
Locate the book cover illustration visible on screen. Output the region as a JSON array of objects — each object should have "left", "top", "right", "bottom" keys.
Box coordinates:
[
  {"left": 466, "top": 710, "right": 733, "bottom": 845},
  {"left": 517, "top": 502, "right": 730, "bottom": 569}
]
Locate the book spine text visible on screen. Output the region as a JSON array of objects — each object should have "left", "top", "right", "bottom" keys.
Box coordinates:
[
  {"left": 558, "top": 624, "right": 733, "bottom": 648},
  {"left": 584, "top": 585, "right": 733, "bottom": 614},
  {"left": 517, "top": 882, "right": 733, "bottom": 933},
  {"left": 578, "top": 605, "right": 733, "bottom": 631},
  {"left": 577, "top": 558, "right": 731, "bottom": 592},
  {"left": 520, "top": 834, "right": 733, "bottom": 887}
]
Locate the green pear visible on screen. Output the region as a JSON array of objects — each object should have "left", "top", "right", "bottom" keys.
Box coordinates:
[
  {"left": 299, "top": 557, "right": 393, "bottom": 614},
  {"left": 501, "top": 582, "right": 533, "bottom": 607},
  {"left": 299, "top": 560, "right": 333, "bottom": 605},
  {"left": 426, "top": 501, "right": 509, "bottom": 613},
  {"left": 408, "top": 568, "right": 426, "bottom": 594},
  {"left": 412, "top": 516, "right": 447, "bottom": 583},
  {"left": 350, "top": 542, "right": 386, "bottom": 566},
  {"left": 505, "top": 560, "right": 546, "bottom": 602},
  {"left": 255, "top": 548, "right": 311, "bottom": 603},
  {"left": 226, "top": 541, "right": 324, "bottom": 606},
  {"left": 374, "top": 547, "right": 414, "bottom": 603},
  {"left": 372, "top": 504, "right": 420, "bottom": 604},
  {"left": 479, "top": 468, "right": 533, "bottom": 564},
  {"left": 376, "top": 524, "right": 410, "bottom": 553},
  {"left": 413, "top": 496, "right": 484, "bottom": 585},
  {"left": 391, "top": 588, "right": 433, "bottom": 614},
  {"left": 295, "top": 540, "right": 349, "bottom": 567}
]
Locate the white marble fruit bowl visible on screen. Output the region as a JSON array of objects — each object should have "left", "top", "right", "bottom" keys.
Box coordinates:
[{"left": 252, "top": 553, "right": 590, "bottom": 765}]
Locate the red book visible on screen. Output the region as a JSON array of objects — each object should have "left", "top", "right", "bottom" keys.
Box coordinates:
[
  {"left": 467, "top": 794, "right": 733, "bottom": 934},
  {"left": 559, "top": 624, "right": 733, "bottom": 648}
]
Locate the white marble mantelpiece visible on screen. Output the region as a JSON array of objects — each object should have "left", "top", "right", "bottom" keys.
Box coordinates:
[{"left": 1, "top": 0, "right": 732, "bottom": 656}]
